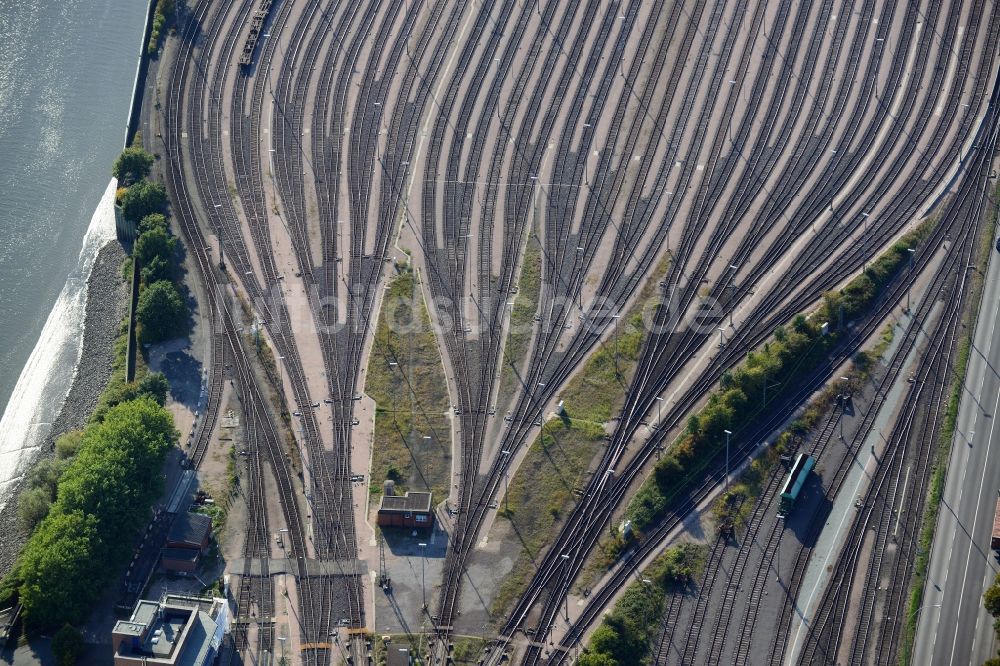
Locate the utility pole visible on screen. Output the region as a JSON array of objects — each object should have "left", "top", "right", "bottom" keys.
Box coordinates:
[{"left": 728, "top": 263, "right": 739, "bottom": 327}]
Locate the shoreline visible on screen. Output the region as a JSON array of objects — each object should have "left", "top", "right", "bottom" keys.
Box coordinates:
[{"left": 0, "top": 240, "right": 129, "bottom": 578}]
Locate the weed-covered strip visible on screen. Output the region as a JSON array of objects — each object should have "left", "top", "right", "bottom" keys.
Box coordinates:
[
  {"left": 624, "top": 221, "right": 934, "bottom": 536},
  {"left": 489, "top": 418, "right": 607, "bottom": 619},
  {"left": 498, "top": 231, "right": 542, "bottom": 410},
  {"left": 560, "top": 254, "right": 672, "bottom": 424},
  {"left": 365, "top": 265, "right": 451, "bottom": 502},
  {"left": 898, "top": 196, "right": 994, "bottom": 664},
  {"left": 491, "top": 255, "right": 672, "bottom": 618},
  {"left": 576, "top": 543, "right": 706, "bottom": 666}
]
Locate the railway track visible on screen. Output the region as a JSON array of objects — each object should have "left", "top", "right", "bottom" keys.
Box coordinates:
[
  {"left": 796, "top": 83, "right": 1000, "bottom": 666},
  {"left": 510, "top": 61, "right": 1000, "bottom": 662},
  {"left": 162, "top": 2, "right": 338, "bottom": 663},
  {"left": 489, "top": 3, "right": 1000, "bottom": 658},
  {"left": 147, "top": 2, "right": 1000, "bottom": 665}
]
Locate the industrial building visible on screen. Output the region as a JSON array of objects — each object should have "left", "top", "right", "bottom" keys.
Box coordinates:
[{"left": 112, "top": 593, "right": 229, "bottom": 666}]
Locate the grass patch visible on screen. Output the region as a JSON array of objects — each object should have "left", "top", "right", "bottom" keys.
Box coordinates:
[
  {"left": 451, "top": 636, "right": 488, "bottom": 664},
  {"left": 366, "top": 265, "right": 451, "bottom": 502},
  {"left": 560, "top": 254, "right": 671, "bottom": 424},
  {"left": 498, "top": 252, "right": 672, "bottom": 599},
  {"left": 489, "top": 418, "right": 607, "bottom": 620}
]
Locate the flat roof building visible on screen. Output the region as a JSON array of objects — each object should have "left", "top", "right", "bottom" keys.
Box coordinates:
[
  {"left": 376, "top": 491, "right": 434, "bottom": 529},
  {"left": 112, "top": 594, "right": 228, "bottom": 666},
  {"left": 386, "top": 646, "right": 411, "bottom": 666}
]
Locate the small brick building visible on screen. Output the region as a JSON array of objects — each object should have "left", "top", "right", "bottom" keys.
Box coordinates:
[
  {"left": 376, "top": 491, "right": 434, "bottom": 529},
  {"left": 161, "top": 512, "right": 212, "bottom": 572}
]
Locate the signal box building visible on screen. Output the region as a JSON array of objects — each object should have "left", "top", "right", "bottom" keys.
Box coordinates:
[
  {"left": 377, "top": 490, "right": 434, "bottom": 529},
  {"left": 161, "top": 512, "right": 212, "bottom": 572}
]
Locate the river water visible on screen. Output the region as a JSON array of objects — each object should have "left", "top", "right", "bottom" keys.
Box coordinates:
[{"left": 0, "top": 0, "right": 148, "bottom": 507}]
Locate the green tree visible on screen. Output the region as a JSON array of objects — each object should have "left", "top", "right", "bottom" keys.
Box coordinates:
[
  {"left": 52, "top": 624, "right": 85, "bottom": 666},
  {"left": 137, "top": 280, "right": 187, "bottom": 343},
  {"left": 138, "top": 212, "right": 168, "bottom": 235},
  {"left": 134, "top": 227, "right": 177, "bottom": 284},
  {"left": 985, "top": 577, "right": 1000, "bottom": 616},
  {"left": 16, "top": 510, "right": 100, "bottom": 626},
  {"left": 141, "top": 255, "right": 174, "bottom": 285},
  {"left": 112, "top": 147, "right": 154, "bottom": 186},
  {"left": 577, "top": 652, "right": 617, "bottom": 666},
  {"left": 138, "top": 372, "right": 170, "bottom": 406},
  {"left": 135, "top": 227, "right": 176, "bottom": 268},
  {"left": 57, "top": 398, "right": 175, "bottom": 545},
  {"left": 119, "top": 179, "right": 167, "bottom": 222}
]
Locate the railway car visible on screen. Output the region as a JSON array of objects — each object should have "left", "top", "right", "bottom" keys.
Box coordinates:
[{"left": 778, "top": 453, "right": 815, "bottom": 517}]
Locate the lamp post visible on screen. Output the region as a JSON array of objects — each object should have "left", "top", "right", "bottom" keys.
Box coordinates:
[
  {"left": 724, "top": 429, "right": 732, "bottom": 490},
  {"left": 728, "top": 263, "right": 739, "bottom": 327},
  {"left": 419, "top": 542, "right": 428, "bottom": 611},
  {"left": 501, "top": 449, "right": 512, "bottom": 513},
  {"left": 537, "top": 382, "right": 546, "bottom": 427},
  {"left": 612, "top": 314, "right": 621, "bottom": 379},
  {"left": 641, "top": 577, "right": 654, "bottom": 641},
  {"left": 861, "top": 212, "right": 871, "bottom": 271},
  {"left": 560, "top": 553, "right": 571, "bottom": 621},
  {"left": 906, "top": 248, "right": 916, "bottom": 312}
]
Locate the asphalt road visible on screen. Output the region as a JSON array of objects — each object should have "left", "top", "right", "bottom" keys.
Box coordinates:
[{"left": 914, "top": 233, "right": 1000, "bottom": 666}]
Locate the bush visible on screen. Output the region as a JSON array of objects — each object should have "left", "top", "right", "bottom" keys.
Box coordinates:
[
  {"left": 577, "top": 652, "right": 617, "bottom": 666},
  {"left": 54, "top": 430, "right": 84, "bottom": 460},
  {"left": 137, "top": 372, "right": 170, "bottom": 405},
  {"left": 112, "top": 147, "right": 154, "bottom": 186},
  {"left": 580, "top": 543, "right": 704, "bottom": 664},
  {"left": 985, "top": 573, "right": 1000, "bottom": 616},
  {"left": 18, "top": 487, "right": 51, "bottom": 531},
  {"left": 147, "top": 0, "right": 175, "bottom": 55},
  {"left": 52, "top": 624, "right": 84, "bottom": 666},
  {"left": 137, "top": 280, "right": 187, "bottom": 343},
  {"left": 138, "top": 212, "right": 168, "bottom": 235},
  {"left": 119, "top": 179, "right": 167, "bottom": 222}
]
